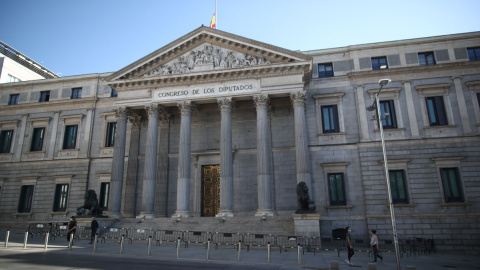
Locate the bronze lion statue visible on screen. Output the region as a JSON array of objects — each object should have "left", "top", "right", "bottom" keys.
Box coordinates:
[
  {"left": 296, "top": 182, "right": 316, "bottom": 213},
  {"left": 76, "top": 189, "right": 103, "bottom": 216}
]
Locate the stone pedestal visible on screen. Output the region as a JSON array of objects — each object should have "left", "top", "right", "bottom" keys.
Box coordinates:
[{"left": 293, "top": 213, "right": 320, "bottom": 238}]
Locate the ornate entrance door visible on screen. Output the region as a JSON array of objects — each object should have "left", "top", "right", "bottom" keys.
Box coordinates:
[{"left": 201, "top": 165, "right": 220, "bottom": 217}]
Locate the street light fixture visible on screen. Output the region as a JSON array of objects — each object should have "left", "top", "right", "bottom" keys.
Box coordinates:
[{"left": 367, "top": 78, "right": 401, "bottom": 270}]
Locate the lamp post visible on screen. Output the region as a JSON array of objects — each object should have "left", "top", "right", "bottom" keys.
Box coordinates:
[{"left": 367, "top": 78, "right": 401, "bottom": 270}]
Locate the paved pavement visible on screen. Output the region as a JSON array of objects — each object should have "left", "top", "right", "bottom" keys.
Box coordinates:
[{"left": 1, "top": 229, "right": 479, "bottom": 270}]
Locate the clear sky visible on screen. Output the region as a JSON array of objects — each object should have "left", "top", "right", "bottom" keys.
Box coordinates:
[{"left": 1, "top": 0, "right": 479, "bottom": 77}]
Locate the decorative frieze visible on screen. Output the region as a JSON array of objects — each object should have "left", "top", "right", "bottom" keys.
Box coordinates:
[{"left": 142, "top": 44, "right": 272, "bottom": 77}]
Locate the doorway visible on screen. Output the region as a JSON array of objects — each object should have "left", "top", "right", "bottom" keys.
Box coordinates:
[{"left": 201, "top": 165, "right": 220, "bottom": 217}]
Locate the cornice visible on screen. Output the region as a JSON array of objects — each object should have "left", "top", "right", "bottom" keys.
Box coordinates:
[
  {"left": 0, "top": 97, "right": 97, "bottom": 114},
  {"left": 109, "top": 62, "right": 310, "bottom": 90}
]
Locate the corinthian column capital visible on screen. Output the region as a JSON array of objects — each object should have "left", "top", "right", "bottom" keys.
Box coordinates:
[
  {"left": 145, "top": 104, "right": 162, "bottom": 119},
  {"left": 128, "top": 115, "right": 142, "bottom": 128},
  {"left": 159, "top": 112, "right": 171, "bottom": 126},
  {"left": 114, "top": 107, "right": 130, "bottom": 119},
  {"left": 290, "top": 91, "right": 307, "bottom": 107},
  {"left": 217, "top": 97, "right": 234, "bottom": 111},
  {"left": 177, "top": 100, "right": 194, "bottom": 116},
  {"left": 253, "top": 94, "right": 269, "bottom": 109}
]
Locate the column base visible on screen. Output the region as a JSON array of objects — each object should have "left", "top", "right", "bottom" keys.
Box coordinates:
[
  {"left": 172, "top": 211, "right": 192, "bottom": 219},
  {"left": 216, "top": 210, "right": 235, "bottom": 217},
  {"left": 254, "top": 210, "right": 276, "bottom": 217},
  {"left": 108, "top": 211, "right": 122, "bottom": 220},
  {"left": 137, "top": 212, "right": 156, "bottom": 219}
]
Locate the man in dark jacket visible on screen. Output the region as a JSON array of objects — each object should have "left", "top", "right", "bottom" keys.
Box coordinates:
[
  {"left": 67, "top": 216, "right": 77, "bottom": 244},
  {"left": 89, "top": 216, "right": 99, "bottom": 244}
]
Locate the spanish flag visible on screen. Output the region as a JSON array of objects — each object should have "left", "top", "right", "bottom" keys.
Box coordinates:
[{"left": 209, "top": 13, "right": 216, "bottom": 29}]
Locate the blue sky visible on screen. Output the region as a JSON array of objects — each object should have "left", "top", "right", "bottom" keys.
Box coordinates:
[{"left": 1, "top": 0, "right": 479, "bottom": 77}]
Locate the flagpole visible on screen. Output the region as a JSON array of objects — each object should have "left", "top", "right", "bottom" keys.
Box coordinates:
[{"left": 215, "top": 0, "right": 217, "bottom": 29}]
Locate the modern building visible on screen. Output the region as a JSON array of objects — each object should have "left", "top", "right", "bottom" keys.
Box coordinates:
[
  {"left": 0, "top": 27, "right": 479, "bottom": 253},
  {"left": 0, "top": 40, "right": 58, "bottom": 84}
]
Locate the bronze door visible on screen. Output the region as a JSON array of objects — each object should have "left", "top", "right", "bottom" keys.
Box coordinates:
[{"left": 201, "top": 165, "right": 220, "bottom": 217}]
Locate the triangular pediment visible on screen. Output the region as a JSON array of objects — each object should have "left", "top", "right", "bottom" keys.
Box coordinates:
[{"left": 106, "top": 26, "right": 311, "bottom": 88}]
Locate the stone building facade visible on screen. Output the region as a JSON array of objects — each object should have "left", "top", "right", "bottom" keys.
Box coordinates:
[{"left": 0, "top": 27, "right": 479, "bottom": 253}]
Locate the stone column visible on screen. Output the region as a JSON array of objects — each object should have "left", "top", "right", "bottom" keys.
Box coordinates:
[
  {"left": 109, "top": 107, "right": 130, "bottom": 219},
  {"left": 122, "top": 115, "right": 141, "bottom": 218},
  {"left": 155, "top": 112, "right": 171, "bottom": 217},
  {"left": 14, "top": 114, "right": 28, "bottom": 162},
  {"left": 355, "top": 85, "right": 370, "bottom": 141},
  {"left": 290, "top": 91, "right": 312, "bottom": 193},
  {"left": 47, "top": 112, "right": 59, "bottom": 160},
  {"left": 173, "top": 101, "right": 194, "bottom": 218},
  {"left": 140, "top": 104, "right": 162, "bottom": 218},
  {"left": 403, "top": 81, "right": 420, "bottom": 138},
  {"left": 453, "top": 77, "right": 472, "bottom": 135},
  {"left": 253, "top": 94, "right": 274, "bottom": 217},
  {"left": 217, "top": 97, "right": 235, "bottom": 217}
]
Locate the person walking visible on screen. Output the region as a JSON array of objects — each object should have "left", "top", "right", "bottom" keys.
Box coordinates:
[
  {"left": 67, "top": 216, "right": 77, "bottom": 245},
  {"left": 345, "top": 226, "right": 354, "bottom": 265},
  {"left": 370, "top": 230, "right": 383, "bottom": 262},
  {"left": 89, "top": 216, "right": 99, "bottom": 244}
]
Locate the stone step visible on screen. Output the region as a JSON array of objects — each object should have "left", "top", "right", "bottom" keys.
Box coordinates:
[{"left": 110, "top": 216, "right": 295, "bottom": 235}]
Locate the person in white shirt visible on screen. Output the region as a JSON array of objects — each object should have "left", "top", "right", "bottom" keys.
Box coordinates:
[{"left": 370, "top": 230, "right": 383, "bottom": 262}]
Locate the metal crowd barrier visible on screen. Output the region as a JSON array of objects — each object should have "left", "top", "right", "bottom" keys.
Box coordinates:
[
  {"left": 154, "top": 230, "right": 183, "bottom": 246},
  {"left": 75, "top": 226, "right": 92, "bottom": 241},
  {"left": 182, "top": 231, "right": 211, "bottom": 248},
  {"left": 212, "top": 232, "right": 242, "bottom": 249},
  {"left": 127, "top": 228, "right": 154, "bottom": 244},
  {"left": 242, "top": 233, "right": 275, "bottom": 251},
  {"left": 100, "top": 227, "right": 128, "bottom": 243},
  {"left": 27, "top": 223, "right": 49, "bottom": 238},
  {"left": 50, "top": 223, "right": 69, "bottom": 240},
  {"left": 276, "top": 235, "right": 308, "bottom": 253}
]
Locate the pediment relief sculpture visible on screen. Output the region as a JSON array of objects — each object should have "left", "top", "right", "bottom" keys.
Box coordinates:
[{"left": 141, "top": 44, "right": 272, "bottom": 78}]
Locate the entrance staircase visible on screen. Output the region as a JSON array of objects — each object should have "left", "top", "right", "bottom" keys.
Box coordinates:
[{"left": 110, "top": 216, "right": 295, "bottom": 235}]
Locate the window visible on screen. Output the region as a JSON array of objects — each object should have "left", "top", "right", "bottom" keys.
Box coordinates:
[
  {"left": 111, "top": 89, "right": 118, "bottom": 97},
  {"left": 63, "top": 125, "right": 78, "bottom": 149},
  {"left": 30, "top": 128, "right": 45, "bottom": 152},
  {"left": 105, "top": 122, "right": 116, "bottom": 147},
  {"left": 318, "top": 63, "right": 334, "bottom": 78},
  {"left": 7, "top": 74, "right": 21, "bottom": 83},
  {"left": 371, "top": 57, "right": 388, "bottom": 70},
  {"left": 8, "top": 94, "right": 19, "bottom": 105},
  {"left": 71, "top": 88, "right": 82, "bottom": 99},
  {"left": 379, "top": 100, "right": 397, "bottom": 129},
  {"left": 321, "top": 105, "right": 340, "bottom": 133},
  {"left": 99, "top": 182, "right": 110, "bottom": 210},
  {"left": 426, "top": 96, "right": 448, "bottom": 126},
  {"left": 39, "top": 91, "right": 50, "bottom": 102},
  {"left": 18, "top": 185, "right": 34, "bottom": 213},
  {"left": 389, "top": 170, "right": 409, "bottom": 204},
  {"left": 467, "top": 47, "right": 480, "bottom": 61},
  {"left": 440, "top": 168, "right": 464, "bottom": 203},
  {"left": 0, "top": 130, "right": 14, "bottom": 153},
  {"left": 53, "top": 184, "right": 69, "bottom": 212},
  {"left": 327, "top": 173, "right": 346, "bottom": 206},
  {"left": 418, "top": 52, "right": 436, "bottom": 66}
]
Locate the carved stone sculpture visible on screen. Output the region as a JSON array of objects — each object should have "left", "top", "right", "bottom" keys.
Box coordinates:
[
  {"left": 296, "top": 182, "right": 316, "bottom": 213},
  {"left": 76, "top": 189, "right": 103, "bottom": 216}
]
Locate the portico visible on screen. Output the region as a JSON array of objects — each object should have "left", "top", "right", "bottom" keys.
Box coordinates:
[{"left": 105, "top": 26, "right": 312, "bottom": 219}]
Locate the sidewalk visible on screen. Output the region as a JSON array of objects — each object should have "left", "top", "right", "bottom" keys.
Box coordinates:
[{"left": 2, "top": 229, "right": 479, "bottom": 270}]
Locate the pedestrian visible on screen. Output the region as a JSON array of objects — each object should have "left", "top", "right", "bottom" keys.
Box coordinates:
[
  {"left": 89, "top": 216, "right": 99, "bottom": 244},
  {"left": 67, "top": 216, "right": 77, "bottom": 245},
  {"left": 370, "top": 230, "right": 383, "bottom": 262},
  {"left": 345, "top": 226, "right": 354, "bottom": 265}
]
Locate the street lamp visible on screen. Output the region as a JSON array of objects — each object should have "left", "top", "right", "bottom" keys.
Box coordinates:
[{"left": 367, "top": 78, "right": 401, "bottom": 270}]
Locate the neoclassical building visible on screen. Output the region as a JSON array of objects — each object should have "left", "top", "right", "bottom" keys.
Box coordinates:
[{"left": 0, "top": 27, "right": 479, "bottom": 253}]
